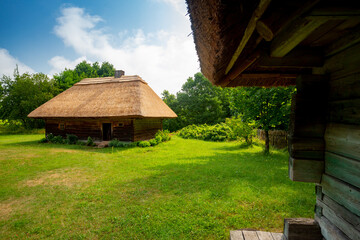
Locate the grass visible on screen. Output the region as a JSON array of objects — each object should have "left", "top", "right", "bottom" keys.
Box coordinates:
[{"left": 0, "top": 134, "right": 315, "bottom": 239}]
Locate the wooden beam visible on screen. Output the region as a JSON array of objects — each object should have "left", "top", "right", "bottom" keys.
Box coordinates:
[
  {"left": 289, "top": 157, "right": 324, "bottom": 183},
  {"left": 326, "top": 25, "right": 360, "bottom": 57},
  {"left": 270, "top": 17, "right": 328, "bottom": 57},
  {"left": 225, "top": 73, "right": 297, "bottom": 87},
  {"left": 225, "top": 0, "right": 271, "bottom": 74},
  {"left": 258, "top": 48, "right": 324, "bottom": 68},
  {"left": 256, "top": 0, "right": 321, "bottom": 42}
]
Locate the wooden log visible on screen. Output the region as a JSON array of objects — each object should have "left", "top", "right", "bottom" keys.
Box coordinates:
[
  {"left": 270, "top": 17, "right": 327, "bottom": 57},
  {"left": 289, "top": 157, "right": 324, "bottom": 183},
  {"left": 317, "top": 196, "right": 360, "bottom": 239},
  {"left": 325, "top": 123, "right": 360, "bottom": 161},
  {"left": 288, "top": 137, "right": 325, "bottom": 160},
  {"left": 315, "top": 215, "right": 351, "bottom": 240},
  {"left": 325, "top": 152, "right": 360, "bottom": 189},
  {"left": 283, "top": 218, "right": 322, "bottom": 240},
  {"left": 318, "top": 195, "right": 360, "bottom": 232},
  {"left": 329, "top": 73, "right": 360, "bottom": 101},
  {"left": 257, "top": 48, "right": 324, "bottom": 68},
  {"left": 225, "top": 0, "right": 271, "bottom": 74},
  {"left": 328, "top": 98, "right": 360, "bottom": 125},
  {"left": 321, "top": 174, "right": 360, "bottom": 217},
  {"left": 326, "top": 25, "right": 360, "bottom": 57}
]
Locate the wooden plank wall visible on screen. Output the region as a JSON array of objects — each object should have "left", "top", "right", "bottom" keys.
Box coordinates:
[
  {"left": 112, "top": 119, "right": 133, "bottom": 141},
  {"left": 315, "top": 42, "right": 360, "bottom": 240},
  {"left": 46, "top": 119, "right": 102, "bottom": 140},
  {"left": 133, "top": 118, "right": 162, "bottom": 141}
]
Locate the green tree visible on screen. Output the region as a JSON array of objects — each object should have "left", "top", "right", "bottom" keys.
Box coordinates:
[
  {"left": 0, "top": 72, "right": 59, "bottom": 129},
  {"left": 98, "top": 61, "right": 115, "bottom": 77},
  {"left": 231, "top": 87, "right": 295, "bottom": 153}
]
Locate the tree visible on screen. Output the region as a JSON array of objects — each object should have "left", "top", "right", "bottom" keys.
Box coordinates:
[
  {"left": 231, "top": 87, "right": 295, "bottom": 153},
  {"left": 0, "top": 72, "right": 59, "bottom": 129},
  {"left": 162, "top": 73, "right": 231, "bottom": 131},
  {"left": 98, "top": 61, "right": 115, "bottom": 77}
]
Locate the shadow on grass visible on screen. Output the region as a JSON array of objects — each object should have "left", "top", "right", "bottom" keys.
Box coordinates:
[{"left": 112, "top": 150, "right": 312, "bottom": 218}]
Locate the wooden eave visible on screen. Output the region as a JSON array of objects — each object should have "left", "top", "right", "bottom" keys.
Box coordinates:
[{"left": 187, "top": 0, "right": 360, "bottom": 87}]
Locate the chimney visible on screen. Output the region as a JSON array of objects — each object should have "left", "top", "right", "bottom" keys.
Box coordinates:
[{"left": 115, "top": 70, "right": 125, "bottom": 78}]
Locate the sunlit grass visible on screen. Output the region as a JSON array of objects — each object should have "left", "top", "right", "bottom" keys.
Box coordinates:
[{"left": 0, "top": 134, "right": 315, "bottom": 239}]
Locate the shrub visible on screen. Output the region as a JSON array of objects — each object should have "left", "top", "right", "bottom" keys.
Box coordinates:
[
  {"left": 66, "top": 134, "right": 78, "bottom": 144},
  {"left": 178, "top": 123, "right": 231, "bottom": 142},
  {"left": 47, "top": 133, "right": 54, "bottom": 142},
  {"left": 155, "top": 135, "right": 162, "bottom": 144},
  {"left": 138, "top": 141, "right": 151, "bottom": 148},
  {"left": 225, "top": 117, "right": 255, "bottom": 144},
  {"left": 149, "top": 139, "right": 158, "bottom": 146},
  {"left": 52, "top": 135, "right": 64, "bottom": 144},
  {"left": 76, "top": 140, "right": 86, "bottom": 146},
  {"left": 109, "top": 139, "right": 120, "bottom": 147},
  {"left": 155, "top": 130, "right": 171, "bottom": 142},
  {"left": 86, "top": 136, "right": 94, "bottom": 146},
  {"left": 38, "top": 137, "right": 48, "bottom": 143}
]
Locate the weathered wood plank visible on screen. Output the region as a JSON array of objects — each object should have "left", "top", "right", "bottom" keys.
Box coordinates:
[
  {"left": 256, "top": 231, "right": 273, "bottom": 240},
  {"left": 325, "top": 152, "right": 360, "bottom": 189},
  {"left": 317, "top": 196, "right": 360, "bottom": 239},
  {"left": 270, "top": 232, "right": 282, "bottom": 240},
  {"left": 326, "top": 25, "right": 360, "bottom": 57},
  {"left": 325, "top": 123, "right": 360, "bottom": 161},
  {"left": 321, "top": 174, "right": 360, "bottom": 217},
  {"left": 243, "top": 230, "right": 259, "bottom": 240},
  {"left": 318, "top": 195, "right": 360, "bottom": 232},
  {"left": 328, "top": 98, "right": 360, "bottom": 125},
  {"left": 230, "top": 230, "right": 245, "bottom": 240},
  {"left": 324, "top": 42, "right": 360, "bottom": 80},
  {"left": 270, "top": 18, "right": 327, "bottom": 57},
  {"left": 329, "top": 73, "right": 360, "bottom": 101},
  {"left": 315, "top": 215, "right": 351, "bottom": 240},
  {"left": 225, "top": 0, "right": 271, "bottom": 74},
  {"left": 288, "top": 137, "right": 325, "bottom": 160},
  {"left": 289, "top": 157, "right": 324, "bottom": 183}
]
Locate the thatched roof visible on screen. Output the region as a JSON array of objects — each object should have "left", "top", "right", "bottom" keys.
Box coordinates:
[
  {"left": 186, "top": 0, "right": 360, "bottom": 87},
  {"left": 28, "top": 75, "right": 177, "bottom": 119}
]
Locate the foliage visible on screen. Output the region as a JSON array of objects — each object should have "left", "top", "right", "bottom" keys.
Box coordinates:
[
  {"left": 225, "top": 117, "right": 256, "bottom": 144},
  {"left": 108, "top": 139, "right": 137, "bottom": 148},
  {"left": 0, "top": 71, "right": 59, "bottom": 129},
  {"left": 155, "top": 130, "right": 171, "bottom": 142},
  {"left": 178, "top": 123, "right": 231, "bottom": 142},
  {"left": 52, "top": 135, "right": 64, "bottom": 144},
  {"left": 162, "top": 73, "right": 232, "bottom": 131},
  {"left": 38, "top": 137, "right": 48, "bottom": 143},
  {"left": 149, "top": 139, "right": 158, "bottom": 146},
  {"left": 138, "top": 141, "right": 151, "bottom": 148},
  {"left": 86, "top": 136, "right": 94, "bottom": 146},
  {"left": 155, "top": 135, "right": 162, "bottom": 144},
  {"left": 66, "top": 134, "right": 78, "bottom": 145},
  {"left": 0, "top": 134, "right": 315, "bottom": 239},
  {"left": 54, "top": 61, "right": 115, "bottom": 92}
]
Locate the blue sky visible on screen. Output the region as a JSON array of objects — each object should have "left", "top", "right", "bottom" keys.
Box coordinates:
[{"left": 0, "top": 0, "right": 199, "bottom": 94}]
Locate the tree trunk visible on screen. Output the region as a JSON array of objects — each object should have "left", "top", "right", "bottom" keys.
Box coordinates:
[{"left": 264, "top": 129, "right": 270, "bottom": 154}]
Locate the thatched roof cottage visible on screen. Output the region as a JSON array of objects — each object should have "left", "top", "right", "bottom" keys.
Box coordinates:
[
  {"left": 186, "top": 0, "right": 360, "bottom": 239},
  {"left": 28, "top": 71, "right": 177, "bottom": 141}
]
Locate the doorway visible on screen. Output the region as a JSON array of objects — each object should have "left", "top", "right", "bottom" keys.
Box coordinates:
[{"left": 102, "top": 123, "right": 111, "bottom": 141}]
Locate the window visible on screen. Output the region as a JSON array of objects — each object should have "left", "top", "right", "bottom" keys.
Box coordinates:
[
  {"left": 118, "top": 122, "right": 124, "bottom": 127},
  {"left": 59, "top": 123, "right": 65, "bottom": 130}
]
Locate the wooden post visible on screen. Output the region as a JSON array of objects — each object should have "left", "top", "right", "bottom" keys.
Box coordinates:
[{"left": 283, "top": 218, "right": 322, "bottom": 240}]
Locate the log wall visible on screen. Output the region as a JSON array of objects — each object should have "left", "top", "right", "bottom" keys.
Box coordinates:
[
  {"left": 133, "top": 118, "right": 163, "bottom": 141},
  {"left": 314, "top": 42, "right": 360, "bottom": 240}
]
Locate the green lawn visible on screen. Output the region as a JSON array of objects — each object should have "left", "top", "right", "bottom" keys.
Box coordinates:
[{"left": 0, "top": 134, "right": 315, "bottom": 239}]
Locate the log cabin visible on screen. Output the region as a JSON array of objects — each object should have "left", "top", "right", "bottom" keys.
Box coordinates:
[
  {"left": 186, "top": 0, "right": 360, "bottom": 239},
  {"left": 28, "top": 71, "right": 177, "bottom": 142}
]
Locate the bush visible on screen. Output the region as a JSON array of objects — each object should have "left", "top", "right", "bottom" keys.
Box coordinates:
[
  {"left": 155, "top": 130, "right": 171, "bottom": 142},
  {"left": 52, "top": 135, "right": 64, "bottom": 144},
  {"left": 155, "top": 135, "right": 162, "bottom": 144},
  {"left": 178, "top": 123, "right": 231, "bottom": 142},
  {"left": 225, "top": 117, "right": 256, "bottom": 144},
  {"left": 138, "top": 141, "right": 151, "bottom": 148},
  {"left": 149, "top": 139, "right": 158, "bottom": 146},
  {"left": 76, "top": 140, "right": 86, "bottom": 146},
  {"left": 66, "top": 134, "right": 78, "bottom": 144},
  {"left": 47, "top": 133, "right": 54, "bottom": 142},
  {"left": 38, "top": 137, "right": 48, "bottom": 143},
  {"left": 109, "top": 139, "right": 120, "bottom": 147},
  {"left": 86, "top": 136, "right": 94, "bottom": 146}
]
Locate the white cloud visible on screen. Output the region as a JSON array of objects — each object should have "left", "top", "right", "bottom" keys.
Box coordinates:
[
  {"left": 0, "top": 48, "right": 35, "bottom": 77},
  {"left": 156, "top": 0, "right": 187, "bottom": 15},
  {"left": 51, "top": 6, "right": 199, "bottom": 95},
  {"left": 48, "top": 56, "right": 87, "bottom": 76}
]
